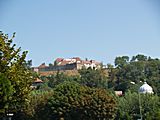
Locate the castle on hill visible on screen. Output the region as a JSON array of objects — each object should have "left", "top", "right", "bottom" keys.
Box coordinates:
[{"left": 33, "top": 57, "right": 103, "bottom": 73}]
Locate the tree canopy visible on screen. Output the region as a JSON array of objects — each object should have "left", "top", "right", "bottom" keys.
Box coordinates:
[
  {"left": 116, "top": 91, "right": 160, "bottom": 120},
  {"left": 107, "top": 54, "right": 160, "bottom": 94},
  {"left": 0, "top": 32, "right": 33, "bottom": 117},
  {"left": 47, "top": 81, "right": 117, "bottom": 120},
  {"left": 78, "top": 68, "right": 108, "bottom": 89}
]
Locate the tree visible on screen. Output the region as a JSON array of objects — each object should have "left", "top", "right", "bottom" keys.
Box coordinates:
[
  {"left": 19, "top": 90, "right": 54, "bottom": 120},
  {"left": 107, "top": 64, "right": 117, "bottom": 89},
  {"left": 0, "top": 32, "right": 33, "bottom": 118},
  {"left": 133, "top": 54, "right": 147, "bottom": 61},
  {"left": 47, "top": 81, "right": 117, "bottom": 120},
  {"left": 49, "top": 63, "right": 53, "bottom": 67},
  {"left": 47, "top": 72, "right": 72, "bottom": 88},
  {"left": 0, "top": 73, "right": 13, "bottom": 115},
  {"left": 116, "top": 91, "right": 160, "bottom": 120},
  {"left": 115, "top": 56, "right": 129, "bottom": 68},
  {"left": 78, "top": 68, "right": 108, "bottom": 89},
  {"left": 109, "top": 54, "right": 160, "bottom": 94}
]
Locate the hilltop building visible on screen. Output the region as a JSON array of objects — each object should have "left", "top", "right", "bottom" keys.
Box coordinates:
[{"left": 33, "top": 57, "right": 102, "bottom": 73}]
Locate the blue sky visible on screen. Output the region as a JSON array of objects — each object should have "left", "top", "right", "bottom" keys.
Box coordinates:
[{"left": 0, "top": 0, "right": 160, "bottom": 66}]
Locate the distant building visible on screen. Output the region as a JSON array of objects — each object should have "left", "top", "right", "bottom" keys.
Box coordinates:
[
  {"left": 115, "top": 91, "right": 123, "bottom": 96},
  {"left": 31, "top": 78, "right": 43, "bottom": 89},
  {"left": 33, "top": 57, "right": 102, "bottom": 73}
]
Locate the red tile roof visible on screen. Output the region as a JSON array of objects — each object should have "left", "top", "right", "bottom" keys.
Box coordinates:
[{"left": 55, "top": 58, "right": 64, "bottom": 63}]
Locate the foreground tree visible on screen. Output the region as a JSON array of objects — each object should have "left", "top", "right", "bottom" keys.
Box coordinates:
[
  {"left": 116, "top": 91, "right": 160, "bottom": 120},
  {"left": 0, "top": 32, "right": 33, "bottom": 118},
  {"left": 0, "top": 73, "right": 13, "bottom": 114},
  {"left": 46, "top": 81, "right": 117, "bottom": 120},
  {"left": 18, "top": 90, "right": 54, "bottom": 120}
]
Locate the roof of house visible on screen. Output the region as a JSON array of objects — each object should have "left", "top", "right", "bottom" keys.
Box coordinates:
[
  {"left": 38, "top": 63, "right": 48, "bottom": 68},
  {"left": 34, "top": 78, "right": 43, "bottom": 83},
  {"left": 55, "top": 58, "right": 64, "bottom": 63}
]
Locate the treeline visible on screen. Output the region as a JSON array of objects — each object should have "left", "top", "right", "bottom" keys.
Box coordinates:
[
  {"left": 108, "top": 54, "right": 160, "bottom": 95},
  {"left": 0, "top": 32, "right": 160, "bottom": 120}
]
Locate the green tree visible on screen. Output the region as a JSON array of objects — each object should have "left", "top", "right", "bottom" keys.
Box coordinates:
[
  {"left": 0, "top": 73, "right": 13, "bottom": 115},
  {"left": 107, "top": 64, "right": 117, "bottom": 89},
  {"left": 109, "top": 54, "right": 160, "bottom": 94},
  {"left": 20, "top": 90, "right": 54, "bottom": 120},
  {"left": 115, "top": 56, "right": 129, "bottom": 68},
  {"left": 116, "top": 91, "right": 160, "bottom": 120},
  {"left": 78, "top": 68, "right": 108, "bottom": 89},
  {"left": 132, "top": 54, "right": 147, "bottom": 61},
  {"left": 47, "top": 81, "right": 117, "bottom": 120},
  {"left": 47, "top": 72, "right": 78, "bottom": 88},
  {"left": 0, "top": 32, "right": 33, "bottom": 118}
]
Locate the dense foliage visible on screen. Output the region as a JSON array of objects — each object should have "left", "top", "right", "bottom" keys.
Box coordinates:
[
  {"left": 22, "top": 90, "right": 54, "bottom": 120},
  {"left": 0, "top": 73, "right": 13, "bottom": 114},
  {"left": 108, "top": 54, "right": 160, "bottom": 95},
  {"left": 0, "top": 32, "right": 33, "bottom": 118},
  {"left": 46, "top": 81, "right": 117, "bottom": 120},
  {"left": 78, "top": 68, "right": 108, "bottom": 89},
  {"left": 116, "top": 91, "right": 160, "bottom": 120}
]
